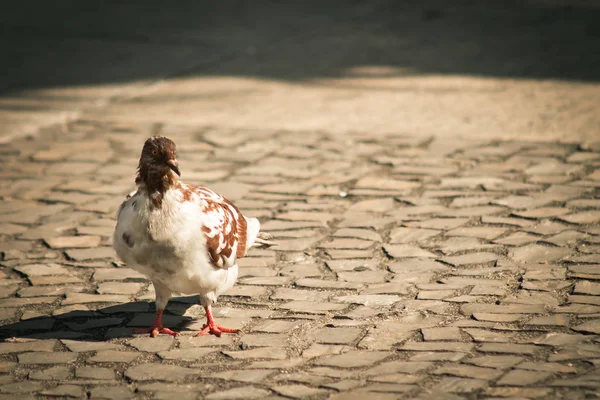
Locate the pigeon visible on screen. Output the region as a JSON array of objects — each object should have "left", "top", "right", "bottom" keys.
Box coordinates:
[{"left": 113, "top": 136, "right": 274, "bottom": 337}]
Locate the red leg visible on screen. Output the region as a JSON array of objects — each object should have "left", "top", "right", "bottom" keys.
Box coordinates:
[
  {"left": 196, "top": 306, "right": 239, "bottom": 337},
  {"left": 135, "top": 309, "right": 179, "bottom": 337}
]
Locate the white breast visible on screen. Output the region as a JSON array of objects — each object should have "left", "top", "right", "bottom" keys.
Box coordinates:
[{"left": 113, "top": 189, "right": 237, "bottom": 298}]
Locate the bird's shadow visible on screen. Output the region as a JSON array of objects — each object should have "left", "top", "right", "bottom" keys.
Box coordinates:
[{"left": 0, "top": 296, "right": 204, "bottom": 342}]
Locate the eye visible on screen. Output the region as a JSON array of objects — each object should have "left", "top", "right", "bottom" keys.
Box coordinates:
[{"left": 151, "top": 149, "right": 159, "bottom": 156}]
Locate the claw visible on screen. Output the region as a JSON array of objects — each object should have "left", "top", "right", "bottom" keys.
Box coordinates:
[
  {"left": 196, "top": 323, "right": 238, "bottom": 337},
  {"left": 195, "top": 305, "right": 240, "bottom": 337},
  {"left": 136, "top": 326, "right": 179, "bottom": 337},
  {"left": 135, "top": 309, "right": 179, "bottom": 337}
]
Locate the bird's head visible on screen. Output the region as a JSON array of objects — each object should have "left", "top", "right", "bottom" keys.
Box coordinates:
[{"left": 137, "top": 136, "right": 180, "bottom": 181}]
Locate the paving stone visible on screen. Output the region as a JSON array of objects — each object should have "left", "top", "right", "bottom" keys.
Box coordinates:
[
  {"left": 450, "top": 196, "right": 496, "bottom": 208},
  {"left": 325, "top": 248, "right": 376, "bottom": 259},
  {"left": 29, "top": 365, "right": 71, "bottom": 380},
  {"left": 61, "top": 340, "right": 124, "bottom": 352},
  {"left": 496, "top": 370, "right": 552, "bottom": 386},
  {"left": 14, "top": 263, "right": 71, "bottom": 277},
  {"left": 399, "top": 299, "right": 452, "bottom": 314},
  {"left": 271, "top": 385, "right": 328, "bottom": 398},
  {"left": 92, "top": 268, "right": 148, "bottom": 281},
  {"left": 560, "top": 211, "right": 600, "bottom": 224},
  {"left": 434, "top": 237, "right": 500, "bottom": 254},
  {"left": 482, "top": 216, "right": 535, "bottom": 227},
  {"left": 417, "top": 290, "right": 456, "bottom": 300},
  {"left": 433, "top": 364, "right": 503, "bottom": 380},
  {"left": 88, "top": 350, "right": 140, "bottom": 363},
  {"left": 388, "top": 228, "right": 439, "bottom": 244},
  {"left": 552, "top": 304, "right": 600, "bottom": 314},
  {"left": 211, "top": 369, "right": 274, "bottom": 383},
  {"left": 40, "top": 384, "right": 84, "bottom": 398},
  {"left": 270, "top": 288, "right": 331, "bottom": 301},
  {"left": 302, "top": 343, "right": 350, "bottom": 359},
  {"left": 333, "top": 228, "right": 382, "bottom": 241},
  {"left": 320, "top": 238, "right": 374, "bottom": 250},
  {"left": 75, "top": 366, "right": 115, "bottom": 380},
  {"left": 88, "top": 386, "right": 134, "bottom": 399},
  {"left": 325, "top": 259, "right": 379, "bottom": 273},
  {"left": 338, "top": 270, "right": 388, "bottom": 283},
  {"left": 18, "top": 284, "right": 84, "bottom": 298},
  {"left": 311, "top": 327, "right": 363, "bottom": 344},
  {"left": 44, "top": 235, "right": 102, "bottom": 248},
  {"left": 526, "top": 315, "right": 569, "bottom": 327},
  {"left": 333, "top": 294, "right": 401, "bottom": 307},
  {"left": 0, "top": 296, "right": 57, "bottom": 308},
  {"left": 573, "top": 280, "right": 600, "bottom": 295},
  {"left": 477, "top": 343, "right": 538, "bottom": 355},
  {"left": 18, "top": 351, "right": 78, "bottom": 364},
  {"left": 316, "top": 351, "right": 389, "bottom": 368},
  {"left": 125, "top": 363, "right": 200, "bottom": 382},
  {"left": 516, "top": 361, "right": 576, "bottom": 373},
  {"left": 383, "top": 244, "right": 437, "bottom": 258},
  {"left": 493, "top": 232, "right": 540, "bottom": 246},
  {"left": 178, "top": 335, "right": 234, "bottom": 348},
  {"left": 486, "top": 387, "right": 553, "bottom": 398},
  {"left": 364, "top": 361, "right": 433, "bottom": 376},
  {"left": 0, "top": 340, "right": 57, "bottom": 355},
  {"left": 252, "top": 320, "right": 302, "bottom": 333},
  {"left": 463, "top": 328, "right": 517, "bottom": 343},
  {"left": 240, "top": 334, "right": 288, "bottom": 348},
  {"left": 463, "top": 355, "right": 523, "bottom": 369},
  {"left": 409, "top": 352, "right": 466, "bottom": 362},
  {"left": 62, "top": 293, "right": 130, "bottom": 305},
  {"left": 323, "top": 379, "right": 366, "bottom": 391},
  {"left": 438, "top": 206, "right": 504, "bottom": 217},
  {"left": 369, "top": 373, "right": 421, "bottom": 384},
  {"left": 568, "top": 295, "right": 600, "bottom": 305},
  {"left": 279, "top": 263, "right": 322, "bottom": 277},
  {"left": 278, "top": 300, "right": 348, "bottom": 314},
  {"left": 223, "top": 347, "right": 288, "bottom": 360},
  {"left": 351, "top": 383, "right": 417, "bottom": 393},
  {"left": 510, "top": 244, "right": 571, "bottom": 264},
  {"left": 0, "top": 381, "right": 43, "bottom": 394},
  {"left": 66, "top": 317, "right": 124, "bottom": 331},
  {"left": 158, "top": 347, "right": 216, "bottom": 361},
  {"left": 205, "top": 387, "right": 272, "bottom": 400},
  {"left": 96, "top": 282, "right": 144, "bottom": 295},
  {"left": 441, "top": 252, "right": 499, "bottom": 266},
  {"left": 359, "top": 315, "right": 444, "bottom": 350},
  {"left": 572, "top": 319, "right": 600, "bottom": 334},
  {"left": 435, "top": 377, "right": 487, "bottom": 393},
  {"left": 421, "top": 327, "right": 462, "bottom": 341},
  {"left": 128, "top": 335, "right": 175, "bottom": 352},
  {"left": 404, "top": 218, "right": 470, "bottom": 230},
  {"left": 446, "top": 227, "right": 507, "bottom": 240},
  {"left": 400, "top": 342, "right": 474, "bottom": 352},
  {"left": 524, "top": 220, "right": 569, "bottom": 235},
  {"left": 544, "top": 230, "right": 588, "bottom": 246},
  {"left": 388, "top": 258, "right": 448, "bottom": 283},
  {"left": 65, "top": 247, "right": 115, "bottom": 260}
]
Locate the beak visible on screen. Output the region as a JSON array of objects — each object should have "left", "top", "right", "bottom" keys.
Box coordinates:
[{"left": 167, "top": 159, "right": 180, "bottom": 176}]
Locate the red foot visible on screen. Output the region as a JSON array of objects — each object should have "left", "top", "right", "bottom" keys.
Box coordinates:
[
  {"left": 135, "top": 326, "right": 179, "bottom": 338},
  {"left": 135, "top": 309, "right": 179, "bottom": 337},
  {"left": 196, "top": 323, "right": 239, "bottom": 337}
]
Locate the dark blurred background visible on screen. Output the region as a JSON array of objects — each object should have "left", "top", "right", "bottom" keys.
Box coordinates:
[
  {"left": 2, "top": 0, "right": 599, "bottom": 91},
  {"left": 1, "top": 0, "right": 599, "bottom": 142}
]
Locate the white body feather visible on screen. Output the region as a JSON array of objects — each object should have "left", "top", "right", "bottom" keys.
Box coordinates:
[{"left": 113, "top": 186, "right": 259, "bottom": 308}]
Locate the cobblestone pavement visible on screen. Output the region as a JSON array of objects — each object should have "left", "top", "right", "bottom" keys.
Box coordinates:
[{"left": 0, "top": 121, "right": 599, "bottom": 400}]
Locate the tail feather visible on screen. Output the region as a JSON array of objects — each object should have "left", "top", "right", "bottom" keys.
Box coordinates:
[{"left": 252, "top": 232, "right": 276, "bottom": 249}]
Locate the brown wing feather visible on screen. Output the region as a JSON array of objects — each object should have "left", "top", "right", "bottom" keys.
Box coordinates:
[{"left": 180, "top": 183, "right": 247, "bottom": 269}]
